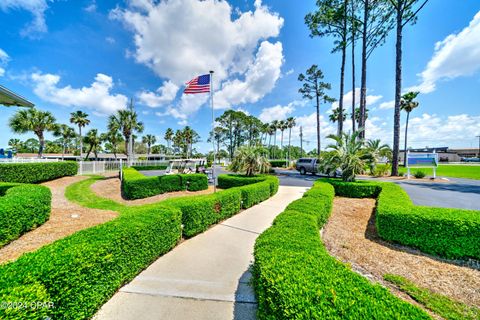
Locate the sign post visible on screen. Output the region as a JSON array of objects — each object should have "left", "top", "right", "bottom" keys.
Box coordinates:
[{"left": 406, "top": 150, "right": 439, "bottom": 179}]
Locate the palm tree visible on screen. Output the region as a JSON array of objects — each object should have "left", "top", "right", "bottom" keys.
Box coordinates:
[
  {"left": 230, "top": 146, "right": 271, "bottom": 177},
  {"left": 7, "top": 138, "right": 22, "bottom": 153},
  {"left": 101, "top": 130, "right": 123, "bottom": 159},
  {"left": 329, "top": 107, "right": 347, "bottom": 125},
  {"left": 9, "top": 108, "right": 56, "bottom": 158},
  {"left": 279, "top": 120, "right": 287, "bottom": 151},
  {"left": 365, "top": 139, "right": 392, "bottom": 173},
  {"left": 325, "top": 130, "right": 370, "bottom": 182},
  {"left": 83, "top": 129, "right": 102, "bottom": 160},
  {"left": 270, "top": 121, "right": 279, "bottom": 159},
  {"left": 53, "top": 124, "right": 76, "bottom": 160},
  {"left": 142, "top": 134, "right": 157, "bottom": 156},
  {"left": 286, "top": 117, "right": 296, "bottom": 163},
  {"left": 164, "top": 128, "right": 174, "bottom": 154},
  {"left": 69, "top": 110, "right": 90, "bottom": 158},
  {"left": 400, "top": 91, "right": 420, "bottom": 166},
  {"left": 108, "top": 100, "right": 144, "bottom": 157}
]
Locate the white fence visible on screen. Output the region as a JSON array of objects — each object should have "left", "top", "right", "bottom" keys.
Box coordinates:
[{"left": 78, "top": 160, "right": 169, "bottom": 175}]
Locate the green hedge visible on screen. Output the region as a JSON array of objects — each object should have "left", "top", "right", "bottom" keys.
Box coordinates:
[
  {"left": 0, "top": 162, "right": 78, "bottom": 183},
  {"left": 325, "top": 179, "right": 480, "bottom": 260},
  {"left": 217, "top": 174, "right": 279, "bottom": 208},
  {"left": 0, "top": 183, "right": 51, "bottom": 247},
  {"left": 253, "top": 181, "right": 430, "bottom": 319},
  {"left": 121, "top": 167, "right": 208, "bottom": 199},
  {"left": 0, "top": 174, "right": 279, "bottom": 319},
  {"left": 131, "top": 165, "right": 168, "bottom": 171},
  {"left": 269, "top": 160, "right": 288, "bottom": 168},
  {"left": 0, "top": 205, "right": 182, "bottom": 319}
]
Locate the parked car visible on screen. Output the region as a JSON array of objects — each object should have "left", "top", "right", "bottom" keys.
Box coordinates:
[
  {"left": 295, "top": 157, "right": 319, "bottom": 175},
  {"left": 461, "top": 157, "right": 480, "bottom": 163}
]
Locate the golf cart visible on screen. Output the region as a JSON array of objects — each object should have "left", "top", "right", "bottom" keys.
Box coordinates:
[{"left": 165, "top": 159, "right": 208, "bottom": 175}]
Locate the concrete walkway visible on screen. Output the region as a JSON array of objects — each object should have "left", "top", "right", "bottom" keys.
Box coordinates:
[{"left": 94, "top": 186, "right": 308, "bottom": 320}]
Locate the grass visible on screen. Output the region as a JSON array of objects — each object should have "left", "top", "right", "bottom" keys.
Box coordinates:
[
  {"left": 384, "top": 274, "right": 480, "bottom": 320},
  {"left": 398, "top": 164, "right": 480, "bottom": 180}
]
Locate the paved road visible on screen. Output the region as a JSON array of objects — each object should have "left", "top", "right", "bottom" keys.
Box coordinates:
[
  {"left": 274, "top": 169, "right": 480, "bottom": 210},
  {"left": 139, "top": 168, "right": 480, "bottom": 210}
]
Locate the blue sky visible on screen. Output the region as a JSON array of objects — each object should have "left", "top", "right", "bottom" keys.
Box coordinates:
[{"left": 1, "top": 0, "right": 479, "bottom": 152}]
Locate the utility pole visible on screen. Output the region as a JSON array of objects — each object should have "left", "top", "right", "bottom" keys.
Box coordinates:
[
  {"left": 477, "top": 135, "right": 480, "bottom": 157},
  {"left": 300, "top": 126, "right": 303, "bottom": 158}
]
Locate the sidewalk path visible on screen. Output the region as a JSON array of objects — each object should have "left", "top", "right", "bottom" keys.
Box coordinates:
[{"left": 94, "top": 186, "right": 308, "bottom": 320}]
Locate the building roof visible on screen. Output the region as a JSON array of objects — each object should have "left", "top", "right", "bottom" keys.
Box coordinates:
[{"left": 0, "top": 85, "right": 35, "bottom": 107}]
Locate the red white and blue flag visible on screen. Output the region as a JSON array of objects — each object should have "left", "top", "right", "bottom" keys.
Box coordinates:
[{"left": 184, "top": 74, "right": 211, "bottom": 94}]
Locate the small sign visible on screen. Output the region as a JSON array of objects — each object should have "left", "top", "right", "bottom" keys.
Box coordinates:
[{"left": 407, "top": 153, "right": 438, "bottom": 168}]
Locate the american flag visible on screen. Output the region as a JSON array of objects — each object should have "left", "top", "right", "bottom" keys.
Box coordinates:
[{"left": 184, "top": 74, "right": 211, "bottom": 94}]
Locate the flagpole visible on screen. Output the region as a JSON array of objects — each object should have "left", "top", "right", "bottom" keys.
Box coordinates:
[{"left": 210, "top": 70, "right": 216, "bottom": 193}]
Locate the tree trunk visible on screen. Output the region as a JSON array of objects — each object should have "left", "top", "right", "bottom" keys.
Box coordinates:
[
  {"left": 359, "top": 0, "right": 368, "bottom": 139},
  {"left": 37, "top": 133, "right": 45, "bottom": 158},
  {"left": 316, "top": 93, "right": 321, "bottom": 157},
  {"left": 78, "top": 126, "right": 83, "bottom": 158},
  {"left": 273, "top": 131, "right": 277, "bottom": 159},
  {"left": 85, "top": 146, "right": 92, "bottom": 160},
  {"left": 288, "top": 128, "right": 292, "bottom": 163},
  {"left": 392, "top": 7, "right": 403, "bottom": 176},
  {"left": 403, "top": 111, "right": 410, "bottom": 166},
  {"left": 338, "top": 0, "right": 348, "bottom": 136},
  {"left": 62, "top": 143, "right": 65, "bottom": 160},
  {"left": 351, "top": 0, "right": 356, "bottom": 133}
]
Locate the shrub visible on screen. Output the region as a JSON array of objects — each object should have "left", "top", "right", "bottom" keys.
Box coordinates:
[
  {"left": 218, "top": 174, "right": 279, "bottom": 208},
  {"left": 325, "top": 179, "right": 480, "bottom": 260},
  {"left": 269, "top": 160, "right": 287, "bottom": 168},
  {"left": 121, "top": 167, "right": 208, "bottom": 199},
  {"left": 371, "top": 163, "right": 391, "bottom": 177},
  {"left": 0, "top": 183, "right": 51, "bottom": 247},
  {"left": 253, "top": 181, "right": 429, "bottom": 319},
  {"left": 0, "top": 162, "right": 78, "bottom": 183},
  {"left": 413, "top": 170, "right": 426, "bottom": 179},
  {"left": 131, "top": 165, "right": 168, "bottom": 171},
  {"left": 0, "top": 206, "right": 182, "bottom": 320}
]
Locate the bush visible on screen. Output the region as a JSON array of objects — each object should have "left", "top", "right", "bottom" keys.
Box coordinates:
[
  {"left": 371, "top": 163, "right": 391, "bottom": 177},
  {"left": 131, "top": 165, "right": 168, "bottom": 171},
  {"left": 253, "top": 180, "right": 429, "bottom": 319},
  {"left": 121, "top": 167, "right": 208, "bottom": 199},
  {"left": 0, "top": 183, "right": 51, "bottom": 247},
  {"left": 325, "top": 179, "right": 480, "bottom": 260},
  {"left": 413, "top": 170, "right": 426, "bottom": 179},
  {"left": 0, "top": 162, "right": 78, "bottom": 183},
  {"left": 269, "top": 160, "right": 288, "bottom": 168},
  {"left": 0, "top": 206, "right": 182, "bottom": 320},
  {"left": 218, "top": 174, "right": 279, "bottom": 208}
]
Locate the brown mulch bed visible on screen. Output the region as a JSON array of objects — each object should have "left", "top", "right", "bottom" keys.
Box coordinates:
[
  {"left": 0, "top": 176, "right": 118, "bottom": 265},
  {"left": 323, "top": 197, "right": 480, "bottom": 308},
  {"left": 91, "top": 174, "right": 216, "bottom": 206}
]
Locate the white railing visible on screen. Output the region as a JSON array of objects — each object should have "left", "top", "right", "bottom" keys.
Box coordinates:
[
  {"left": 78, "top": 160, "right": 169, "bottom": 175},
  {"left": 0, "top": 158, "right": 60, "bottom": 163}
]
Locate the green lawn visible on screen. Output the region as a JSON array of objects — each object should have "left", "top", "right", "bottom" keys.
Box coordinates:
[
  {"left": 384, "top": 274, "right": 480, "bottom": 320},
  {"left": 399, "top": 164, "right": 480, "bottom": 180}
]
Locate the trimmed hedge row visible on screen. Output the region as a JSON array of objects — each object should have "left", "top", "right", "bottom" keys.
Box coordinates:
[
  {"left": 131, "top": 165, "right": 168, "bottom": 171},
  {"left": 253, "top": 181, "right": 430, "bottom": 319},
  {"left": 0, "top": 162, "right": 78, "bottom": 184},
  {"left": 269, "top": 160, "right": 288, "bottom": 168},
  {"left": 217, "top": 174, "right": 279, "bottom": 208},
  {"left": 0, "top": 174, "right": 279, "bottom": 319},
  {"left": 326, "top": 179, "right": 480, "bottom": 260},
  {"left": 0, "top": 183, "right": 51, "bottom": 247},
  {"left": 121, "top": 167, "right": 208, "bottom": 199},
  {"left": 0, "top": 206, "right": 181, "bottom": 319}
]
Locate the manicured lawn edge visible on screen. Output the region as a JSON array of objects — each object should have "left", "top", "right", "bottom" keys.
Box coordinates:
[
  {"left": 0, "top": 162, "right": 78, "bottom": 183},
  {"left": 253, "top": 180, "right": 430, "bottom": 319},
  {"left": 0, "top": 174, "right": 278, "bottom": 319},
  {"left": 121, "top": 167, "right": 208, "bottom": 199},
  {"left": 0, "top": 183, "right": 51, "bottom": 247},
  {"left": 326, "top": 179, "right": 480, "bottom": 260}
]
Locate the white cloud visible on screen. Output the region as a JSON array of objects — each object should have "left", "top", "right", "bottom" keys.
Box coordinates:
[
  {"left": 138, "top": 81, "right": 179, "bottom": 108},
  {"left": 84, "top": 1, "right": 97, "bottom": 13},
  {"left": 0, "top": 48, "right": 8, "bottom": 77},
  {"left": 215, "top": 41, "right": 284, "bottom": 108},
  {"left": 105, "top": 37, "right": 116, "bottom": 44},
  {"left": 402, "top": 113, "right": 480, "bottom": 147},
  {"left": 31, "top": 72, "right": 128, "bottom": 115},
  {"left": 379, "top": 100, "right": 395, "bottom": 110},
  {"left": 331, "top": 88, "right": 382, "bottom": 111},
  {"left": 113, "top": 0, "right": 284, "bottom": 119},
  {"left": 290, "top": 112, "right": 337, "bottom": 149},
  {"left": 259, "top": 103, "right": 295, "bottom": 123},
  {"left": 0, "top": 0, "right": 51, "bottom": 37},
  {"left": 410, "top": 11, "right": 480, "bottom": 93}
]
